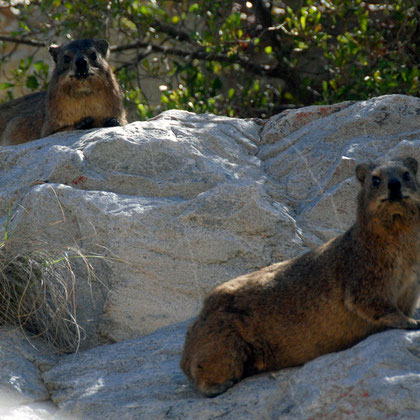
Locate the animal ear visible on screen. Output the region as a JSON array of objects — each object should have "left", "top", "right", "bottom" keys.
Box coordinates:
[
  {"left": 403, "top": 157, "right": 418, "bottom": 175},
  {"left": 95, "top": 39, "right": 109, "bottom": 58},
  {"left": 48, "top": 44, "right": 61, "bottom": 62},
  {"left": 355, "top": 163, "right": 371, "bottom": 184}
]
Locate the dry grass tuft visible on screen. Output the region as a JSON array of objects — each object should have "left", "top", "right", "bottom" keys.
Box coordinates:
[
  {"left": 0, "top": 245, "right": 90, "bottom": 353},
  {"left": 0, "top": 206, "right": 102, "bottom": 353}
]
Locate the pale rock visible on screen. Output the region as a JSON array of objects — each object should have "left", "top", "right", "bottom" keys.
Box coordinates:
[
  {"left": 0, "top": 327, "right": 58, "bottom": 417},
  {"left": 1, "top": 95, "right": 420, "bottom": 341},
  {"left": 261, "top": 100, "right": 353, "bottom": 143},
  {"left": 0, "top": 95, "right": 420, "bottom": 419},
  {"left": 260, "top": 94, "right": 420, "bottom": 242},
  {"left": 0, "top": 109, "right": 303, "bottom": 343},
  {"left": 42, "top": 321, "right": 420, "bottom": 419}
]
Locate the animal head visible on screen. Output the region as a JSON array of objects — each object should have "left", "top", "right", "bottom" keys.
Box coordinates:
[
  {"left": 48, "top": 39, "right": 112, "bottom": 95},
  {"left": 355, "top": 157, "right": 419, "bottom": 229}
]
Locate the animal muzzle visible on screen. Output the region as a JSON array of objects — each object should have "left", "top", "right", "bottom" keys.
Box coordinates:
[
  {"left": 75, "top": 57, "right": 90, "bottom": 79},
  {"left": 388, "top": 178, "right": 403, "bottom": 201}
]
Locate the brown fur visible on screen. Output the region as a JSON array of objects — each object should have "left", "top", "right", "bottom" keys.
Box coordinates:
[
  {"left": 180, "top": 157, "right": 420, "bottom": 397},
  {"left": 0, "top": 39, "right": 126, "bottom": 146}
]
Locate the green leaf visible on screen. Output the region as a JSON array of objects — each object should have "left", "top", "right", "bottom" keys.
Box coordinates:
[
  {"left": 189, "top": 3, "right": 199, "bottom": 13},
  {"left": 212, "top": 77, "right": 222, "bottom": 90},
  {"left": 0, "top": 82, "right": 14, "bottom": 90},
  {"left": 143, "top": 59, "right": 150, "bottom": 71},
  {"left": 26, "top": 75, "right": 39, "bottom": 89},
  {"left": 359, "top": 14, "right": 368, "bottom": 33},
  {"left": 18, "top": 21, "right": 30, "bottom": 32},
  {"left": 284, "top": 92, "right": 294, "bottom": 100},
  {"left": 33, "top": 61, "right": 48, "bottom": 73},
  {"left": 300, "top": 15, "right": 306, "bottom": 30}
]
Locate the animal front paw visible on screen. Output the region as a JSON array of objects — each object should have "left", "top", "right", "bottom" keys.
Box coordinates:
[
  {"left": 75, "top": 117, "right": 94, "bottom": 130},
  {"left": 391, "top": 317, "right": 420, "bottom": 330},
  {"left": 103, "top": 117, "right": 120, "bottom": 127},
  {"left": 405, "top": 318, "right": 420, "bottom": 330}
]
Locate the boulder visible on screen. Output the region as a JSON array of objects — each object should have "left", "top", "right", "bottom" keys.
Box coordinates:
[
  {"left": 260, "top": 94, "right": 420, "bottom": 240},
  {"left": 2, "top": 95, "right": 419, "bottom": 345},
  {"left": 0, "top": 327, "right": 58, "bottom": 418},
  {"left": 0, "top": 94, "right": 419, "bottom": 417},
  {"left": 42, "top": 322, "right": 420, "bottom": 419},
  {"left": 1, "top": 109, "right": 302, "bottom": 345}
]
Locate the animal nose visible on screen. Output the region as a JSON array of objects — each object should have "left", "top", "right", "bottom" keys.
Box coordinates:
[
  {"left": 388, "top": 178, "right": 402, "bottom": 201},
  {"left": 75, "top": 57, "right": 88, "bottom": 74}
]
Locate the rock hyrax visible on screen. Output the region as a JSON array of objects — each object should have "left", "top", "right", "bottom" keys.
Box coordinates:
[
  {"left": 181, "top": 157, "right": 420, "bottom": 397},
  {"left": 0, "top": 39, "right": 127, "bottom": 146}
]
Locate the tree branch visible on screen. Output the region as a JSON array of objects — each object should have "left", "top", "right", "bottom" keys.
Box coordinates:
[
  {"left": 0, "top": 35, "right": 292, "bottom": 83},
  {"left": 152, "top": 20, "right": 193, "bottom": 43},
  {"left": 0, "top": 35, "right": 46, "bottom": 48},
  {"left": 111, "top": 41, "right": 278, "bottom": 77}
]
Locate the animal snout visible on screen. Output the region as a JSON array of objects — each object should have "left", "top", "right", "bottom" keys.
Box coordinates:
[
  {"left": 388, "top": 178, "right": 402, "bottom": 201},
  {"left": 75, "top": 57, "right": 89, "bottom": 77}
]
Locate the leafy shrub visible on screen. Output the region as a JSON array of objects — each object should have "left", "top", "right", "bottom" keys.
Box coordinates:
[{"left": 0, "top": 0, "right": 418, "bottom": 118}]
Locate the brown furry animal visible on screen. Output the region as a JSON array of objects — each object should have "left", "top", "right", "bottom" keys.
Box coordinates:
[
  {"left": 181, "top": 157, "right": 420, "bottom": 397},
  {"left": 0, "top": 39, "right": 126, "bottom": 146}
]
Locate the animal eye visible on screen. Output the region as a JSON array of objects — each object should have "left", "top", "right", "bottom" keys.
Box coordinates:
[
  {"left": 403, "top": 172, "right": 411, "bottom": 182},
  {"left": 63, "top": 55, "right": 71, "bottom": 64},
  {"left": 372, "top": 176, "right": 381, "bottom": 187},
  {"left": 89, "top": 52, "right": 97, "bottom": 61}
]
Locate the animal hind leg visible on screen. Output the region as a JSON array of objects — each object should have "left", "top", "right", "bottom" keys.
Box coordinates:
[{"left": 186, "top": 331, "right": 248, "bottom": 397}]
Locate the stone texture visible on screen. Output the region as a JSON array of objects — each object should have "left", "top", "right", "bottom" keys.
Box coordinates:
[
  {"left": 1, "top": 95, "right": 420, "bottom": 344},
  {"left": 0, "top": 327, "right": 58, "bottom": 418},
  {"left": 0, "top": 110, "right": 303, "bottom": 344},
  {"left": 260, "top": 100, "right": 353, "bottom": 144},
  {"left": 0, "top": 94, "right": 420, "bottom": 418},
  {"left": 259, "top": 94, "right": 420, "bottom": 241},
  {"left": 1, "top": 95, "right": 419, "bottom": 344},
  {"left": 42, "top": 320, "right": 420, "bottom": 419}
]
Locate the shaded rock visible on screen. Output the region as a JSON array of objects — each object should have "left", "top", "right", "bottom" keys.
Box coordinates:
[
  {"left": 0, "top": 326, "right": 58, "bottom": 417},
  {"left": 42, "top": 321, "right": 420, "bottom": 419}
]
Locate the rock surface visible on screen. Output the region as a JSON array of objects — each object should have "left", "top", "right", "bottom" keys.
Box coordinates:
[
  {"left": 42, "top": 321, "right": 420, "bottom": 419},
  {"left": 0, "top": 94, "right": 419, "bottom": 418},
  {"left": 1, "top": 94, "right": 419, "bottom": 345},
  {"left": 0, "top": 110, "right": 306, "bottom": 344},
  {"left": 1, "top": 318, "right": 420, "bottom": 419},
  {"left": 0, "top": 327, "right": 58, "bottom": 418}
]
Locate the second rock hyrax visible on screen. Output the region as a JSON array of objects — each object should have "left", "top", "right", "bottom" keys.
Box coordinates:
[
  {"left": 181, "top": 157, "right": 420, "bottom": 397},
  {"left": 0, "top": 39, "right": 127, "bottom": 146}
]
